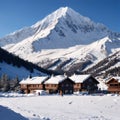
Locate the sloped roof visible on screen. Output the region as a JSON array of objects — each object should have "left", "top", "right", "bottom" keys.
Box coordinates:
[
  {"left": 69, "top": 74, "right": 91, "bottom": 83},
  {"left": 113, "top": 77, "right": 120, "bottom": 82},
  {"left": 20, "top": 76, "right": 48, "bottom": 84},
  {"left": 106, "top": 76, "right": 120, "bottom": 83},
  {"left": 44, "top": 75, "right": 67, "bottom": 84}
]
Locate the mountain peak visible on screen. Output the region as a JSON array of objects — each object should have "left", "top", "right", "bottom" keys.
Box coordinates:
[
  {"left": 43, "top": 6, "right": 77, "bottom": 20},
  {"left": 54, "top": 7, "right": 94, "bottom": 26},
  {"left": 0, "top": 6, "right": 110, "bottom": 48},
  {"left": 55, "top": 6, "right": 76, "bottom": 15},
  {"left": 0, "top": 7, "right": 120, "bottom": 75},
  {"left": 55, "top": 7, "right": 89, "bottom": 19},
  {"left": 56, "top": 6, "right": 69, "bottom": 13},
  {"left": 33, "top": 6, "right": 93, "bottom": 31},
  {"left": 32, "top": 7, "right": 71, "bottom": 28}
]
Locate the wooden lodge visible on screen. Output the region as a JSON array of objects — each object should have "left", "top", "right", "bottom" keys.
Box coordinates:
[
  {"left": 44, "top": 75, "right": 74, "bottom": 95},
  {"left": 20, "top": 76, "right": 48, "bottom": 94},
  {"left": 20, "top": 74, "right": 99, "bottom": 94},
  {"left": 70, "top": 74, "right": 99, "bottom": 93},
  {"left": 106, "top": 77, "right": 120, "bottom": 94}
]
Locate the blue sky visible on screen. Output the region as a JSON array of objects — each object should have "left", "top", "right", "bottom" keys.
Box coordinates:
[{"left": 0, "top": 0, "right": 119, "bottom": 38}]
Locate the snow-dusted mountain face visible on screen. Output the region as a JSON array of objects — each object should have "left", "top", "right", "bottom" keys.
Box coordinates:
[
  {"left": 0, "top": 7, "right": 120, "bottom": 75},
  {"left": 83, "top": 50, "right": 120, "bottom": 78},
  {"left": 0, "top": 7, "right": 110, "bottom": 48}
]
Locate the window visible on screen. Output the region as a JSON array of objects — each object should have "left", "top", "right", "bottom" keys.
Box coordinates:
[
  {"left": 110, "top": 84, "right": 118, "bottom": 86},
  {"left": 46, "top": 84, "right": 49, "bottom": 87}
]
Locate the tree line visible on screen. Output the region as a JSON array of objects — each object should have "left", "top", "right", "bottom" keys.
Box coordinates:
[
  {"left": 0, "top": 47, "right": 55, "bottom": 75},
  {"left": 0, "top": 74, "right": 19, "bottom": 92},
  {"left": 0, "top": 47, "right": 57, "bottom": 92}
]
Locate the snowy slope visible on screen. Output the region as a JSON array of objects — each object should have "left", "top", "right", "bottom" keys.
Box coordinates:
[
  {"left": 0, "top": 48, "right": 48, "bottom": 80},
  {"left": 4, "top": 36, "right": 119, "bottom": 74},
  {"left": 0, "top": 7, "right": 120, "bottom": 74},
  {"left": 1, "top": 95, "right": 120, "bottom": 120},
  {"left": 0, "top": 105, "right": 28, "bottom": 120},
  {"left": 0, "top": 62, "right": 46, "bottom": 80},
  {"left": 83, "top": 50, "right": 120, "bottom": 77}
]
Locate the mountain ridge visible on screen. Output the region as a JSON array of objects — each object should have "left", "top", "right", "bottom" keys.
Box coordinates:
[
  {"left": 82, "top": 50, "right": 120, "bottom": 78},
  {"left": 0, "top": 7, "right": 111, "bottom": 48},
  {"left": 0, "top": 7, "right": 120, "bottom": 76}
]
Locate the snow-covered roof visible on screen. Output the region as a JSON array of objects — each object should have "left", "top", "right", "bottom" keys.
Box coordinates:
[
  {"left": 44, "top": 75, "right": 67, "bottom": 84},
  {"left": 112, "top": 77, "right": 120, "bottom": 82},
  {"left": 20, "top": 76, "right": 48, "bottom": 84},
  {"left": 106, "top": 76, "right": 120, "bottom": 83},
  {"left": 69, "top": 74, "right": 91, "bottom": 83}
]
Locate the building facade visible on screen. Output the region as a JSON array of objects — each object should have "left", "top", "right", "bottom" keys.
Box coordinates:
[
  {"left": 44, "top": 75, "right": 74, "bottom": 95},
  {"left": 20, "top": 76, "right": 48, "bottom": 94},
  {"left": 70, "top": 74, "right": 99, "bottom": 93},
  {"left": 20, "top": 74, "right": 99, "bottom": 94},
  {"left": 106, "top": 77, "right": 120, "bottom": 94}
]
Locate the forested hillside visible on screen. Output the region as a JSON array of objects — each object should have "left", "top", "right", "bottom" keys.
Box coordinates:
[
  {"left": 0, "top": 47, "right": 55, "bottom": 92},
  {"left": 82, "top": 51, "right": 120, "bottom": 78}
]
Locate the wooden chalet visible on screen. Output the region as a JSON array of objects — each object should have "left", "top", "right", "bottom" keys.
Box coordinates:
[
  {"left": 69, "top": 74, "right": 99, "bottom": 93},
  {"left": 44, "top": 75, "right": 74, "bottom": 95},
  {"left": 20, "top": 76, "right": 48, "bottom": 94},
  {"left": 106, "top": 77, "right": 120, "bottom": 94}
]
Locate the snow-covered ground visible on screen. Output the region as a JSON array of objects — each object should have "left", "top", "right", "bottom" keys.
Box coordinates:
[{"left": 0, "top": 94, "right": 120, "bottom": 120}]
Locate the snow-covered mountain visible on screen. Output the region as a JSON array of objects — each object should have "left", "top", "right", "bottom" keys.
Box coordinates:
[
  {"left": 0, "top": 7, "right": 120, "bottom": 75},
  {"left": 83, "top": 50, "right": 120, "bottom": 77}
]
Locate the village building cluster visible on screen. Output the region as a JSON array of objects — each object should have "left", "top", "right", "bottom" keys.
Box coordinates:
[
  {"left": 20, "top": 74, "right": 99, "bottom": 95},
  {"left": 20, "top": 74, "right": 120, "bottom": 95}
]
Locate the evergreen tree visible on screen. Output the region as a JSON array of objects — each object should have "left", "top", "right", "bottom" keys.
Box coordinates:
[{"left": 0, "top": 74, "right": 10, "bottom": 92}]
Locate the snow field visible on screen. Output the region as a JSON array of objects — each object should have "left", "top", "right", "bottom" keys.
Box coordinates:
[{"left": 0, "top": 95, "right": 120, "bottom": 120}]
